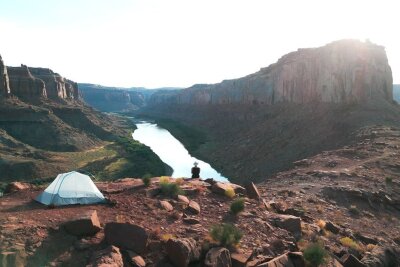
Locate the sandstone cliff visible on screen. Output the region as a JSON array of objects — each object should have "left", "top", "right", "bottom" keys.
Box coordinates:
[
  {"left": 0, "top": 55, "right": 11, "bottom": 96},
  {"left": 150, "top": 40, "right": 393, "bottom": 105},
  {"left": 0, "top": 56, "right": 80, "bottom": 101}
]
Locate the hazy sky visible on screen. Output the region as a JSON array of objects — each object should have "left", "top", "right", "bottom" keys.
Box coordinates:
[{"left": 0, "top": 0, "right": 398, "bottom": 88}]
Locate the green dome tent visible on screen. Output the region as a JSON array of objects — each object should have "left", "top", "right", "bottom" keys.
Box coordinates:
[{"left": 36, "top": 171, "right": 106, "bottom": 206}]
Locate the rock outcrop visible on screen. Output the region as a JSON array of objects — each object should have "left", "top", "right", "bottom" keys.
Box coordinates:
[
  {"left": 0, "top": 55, "right": 10, "bottom": 97},
  {"left": 29, "top": 67, "right": 79, "bottom": 99},
  {"left": 0, "top": 54, "right": 80, "bottom": 101},
  {"left": 150, "top": 40, "right": 393, "bottom": 105},
  {"left": 7, "top": 65, "right": 47, "bottom": 99}
]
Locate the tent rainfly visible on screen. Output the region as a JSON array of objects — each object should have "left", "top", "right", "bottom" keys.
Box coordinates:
[{"left": 36, "top": 171, "right": 106, "bottom": 206}]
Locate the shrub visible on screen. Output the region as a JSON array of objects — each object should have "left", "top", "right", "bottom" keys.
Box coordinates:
[
  {"left": 303, "top": 242, "right": 329, "bottom": 267},
  {"left": 230, "top": 198, "right": 245, "bottom": 215},
  {"left": 366, "top": 244, "right": 377, "bottom": 252},
  {"left": 316, "top": 219, "right": 326, "bottom": 229},
  {"left": 348, "top": 205, "right": 360, "bottom": 215},
  {"left": 161, "top": 233, "right": 175, "bottom": 241},
  {"left": 160, "top": 176, "right": 170, "bottom": 183},
  {"left": 175, "top": 178, "right": 185, "bottom": 185},
  {"left": 142, "top": 174, "right": 152, "bottom": 187},
  {"left": 340, "top": 237, "right": 361, "bottom": 251},
  {"left": 210, "top": 223, "right": 242, "bottom": 248},
  {"left": 224, "top": 187, "right": 235, "bottom": 198},
  {"left": 160, "top": 181, "right": 183, "bottom": 197},
  {"left": 385, "top": 177, "right": 393, "bottom": 184}
]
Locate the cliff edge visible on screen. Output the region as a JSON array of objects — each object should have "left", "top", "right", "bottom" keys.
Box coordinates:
[{"left": 150, "top": 40, "right": 393, "bottom": 105}]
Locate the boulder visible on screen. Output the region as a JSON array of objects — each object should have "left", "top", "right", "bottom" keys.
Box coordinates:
[
  {"left": 272, "top": 215, "right": 302, "bottom": 239},
  {"left": 4, "top": 182, "right": 31, "bottom": 193},
  {"left": 230, "top": 184, "right": 246, "bottom": 195},
  {"left": 105, "top": 223, "right": 148, "bottom": 254},
  {"left": 126, "top": 250, "right": 146, "bottom": 267},
  {"left": 361, "top": 246, "right": 400, "bottom": 267},
  {"left": 259, "top": 252, "right": 305, "bottom": 267},
  {"left": 165, "top": 238, "right": 201, "bottom": 267},
  {"left": 212, "top": 182, "right": 234, "bottom": 196},
  {"left": 89, "top": 245, "right": 123, "bottom": 267},
  {"left": 204, "top": 247, "right": 232, "bottom": 267},
  {"left": 64, "top": 210, "right": 102, "bottom": 236},
  {"left": 244, "top": 182, "right": 261, "bottom": 200},
  {"left": 325, "top": 221, "right": 340, "bottom": 234},
  {"left": 341, "top": 254, "right": 366, "bottom": 267},
  {"left": 160, "top": 200, "right": 174, "bottom": 211},
  {"left": 177, "top": 195, "right": 190, "bottom": 205},
  {"left": 231, "top": 253, "right": 248, "bottom": 267},
  {"left": 185, "top": 200, "right": 201, "bottom": 214}
]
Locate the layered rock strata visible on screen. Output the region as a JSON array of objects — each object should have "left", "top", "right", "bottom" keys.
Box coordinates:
[
  {"left": 0, "top": 55, "right": 79, "bottom": 101},
  {"left": 150, "top": 40, "right": 393, "bottom": 105},
  {"left": 0, "top": 55, "right": 10, "bottom": 96}
]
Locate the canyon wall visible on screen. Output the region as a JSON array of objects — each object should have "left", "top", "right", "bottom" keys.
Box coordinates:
[
  {"left": 0, "top": 55, "right": 11, "bottom": 96},
  {"left": 0, "top": 56, "right": 80, "bottom": 101},
  {"left": 150, "top": 40, "right": 393, "bottom": 105}
]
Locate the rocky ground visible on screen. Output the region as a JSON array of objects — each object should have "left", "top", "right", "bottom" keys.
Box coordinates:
[{"left": 0, "top": 125, "right": 399, "bottom": 267}]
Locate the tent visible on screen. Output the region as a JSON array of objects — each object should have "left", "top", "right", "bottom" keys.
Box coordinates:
[{"left": 36, "top": 171, "right": 106, "bottom": 206}]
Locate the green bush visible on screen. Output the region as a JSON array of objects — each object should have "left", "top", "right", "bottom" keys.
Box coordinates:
[
  {"left": 385, "top": 177, "right": 393, "bottom": 184},
  {"left": 210, "top": 223, "right": 242, "bottom": 248},
  {"left": 303, "top": 242, "right": 328, "bottom": 267},
  {"left": 142, "top": 175, "right": 152, "bottom": 187},
  {"left": 230, "top": 198, "right": 245, "bottom": 215},
  {"left": 348, "top": 205, "right": 360, "bottom": 215},
  {"left": 160, "top": 181, "right": 183, "bottom": 197}
]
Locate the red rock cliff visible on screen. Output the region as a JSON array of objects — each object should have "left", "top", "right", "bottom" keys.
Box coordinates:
[
  {"left": 0, "top": 55, "right": 80, "bottom": 101},
  {"left": 0, "top": 55, "right": 11, "bottom": 97},
  {"left": 150, "top": 40, "right": 393, "bottom": 105}
]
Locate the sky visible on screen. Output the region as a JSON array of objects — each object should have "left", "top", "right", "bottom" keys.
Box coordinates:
[{"left": 0, "top": 0, "right": 398, "bottom": 88}]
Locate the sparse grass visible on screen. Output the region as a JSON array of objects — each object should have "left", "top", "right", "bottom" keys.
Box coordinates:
[
  {"left": 340, "top": 237, "right": 362, "bottom": 251},
  {"left": 348, "top": 205, "right": 360, "bottom": 215},
  {"left": 160, "top": 176, "right": 170, "bottom": 183},
  {"left": 224, "top": 187, "right": 235, "bottom": 198},
  {"left": 161, "top": 233, "right": 175, "bottom": 241},
  {"left": 303, "top": 242, "right": 329, "bottom": 267},
  {"left": 142, "top": 174, "right": 152, "bottom": 187},
  {"left": 160, "top": 180, "right": 184, "bottom": 197},
  {"left": 210, "top": 223, "right": 242, "bottom": 248},
  {"left": 366, "top": 244, "right": 377, "bottom": 252},
  {"left": 385, "top": 177, "right": 393, "bottom": 184},
  {"left": 230, "top": 198, "right": 245, "bottom": 215},
  {"left": 317, "top": 220, "right": 326, "bottom": 229},
  {"left": 175, "top": 178, "right": 184, "bottom": 185}
]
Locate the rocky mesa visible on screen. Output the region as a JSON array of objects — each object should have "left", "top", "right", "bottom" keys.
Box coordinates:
[
  {"left": 140, "top": 40, "right": 400, "bottom": 184},
  {"left": 150, "top": 40, "right": 393, "bottom": 105},
  {"left": 1, "top": 57, "right": 80, "bottom": 101},
  {"left": 0, "top": 54, "right": 169, "bottom": 183}
]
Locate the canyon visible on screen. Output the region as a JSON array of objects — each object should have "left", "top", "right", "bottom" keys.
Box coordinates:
[
  {"left": 0, "top": 55, "right": 167, "bottom": 184},
  {"left": 137, "top": 40, "right": 400, "bottom": 183}
]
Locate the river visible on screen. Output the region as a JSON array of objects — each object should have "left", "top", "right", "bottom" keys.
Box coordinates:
[{"left": 132, "top": 121, "right": 228, "bottom": 182}]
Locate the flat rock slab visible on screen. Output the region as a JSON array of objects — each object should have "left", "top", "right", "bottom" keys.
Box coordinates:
[
  {"left": 89, "top": 245, "right": 123, "bottom": 267},
  {"left": 64, "top": 210, "right": 101, "bottom": 236},
  {"left": 105, "top": 222, "right": 148, "bottom": 254},
  {"left": 166, "top": 238, "right": 201, "bottom": 267}
]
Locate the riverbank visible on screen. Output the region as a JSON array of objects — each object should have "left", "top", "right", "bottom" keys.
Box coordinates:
[
  {"left": 128, "top": 113, "right": 228, "bottom": 180},
  {"left": 132, "top": 121, "right": 227, "bottom": 181}
]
